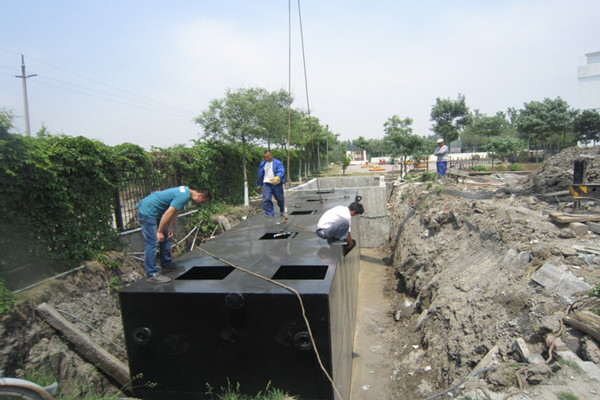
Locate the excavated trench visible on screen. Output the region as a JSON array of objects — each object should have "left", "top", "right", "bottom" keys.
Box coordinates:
[{"left": 3, "top": 147, "right": 600, "bottom": 399}]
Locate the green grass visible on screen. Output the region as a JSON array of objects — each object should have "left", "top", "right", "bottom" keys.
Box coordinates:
[
  {"left": 22, "top": 372, "right": 293, "bottom": 400},
  {"left": 557, "top": 392, "right": 579, "bottom": 400},
  {"left": 206, "top": 381, "right": 292, "bottom": 400}
]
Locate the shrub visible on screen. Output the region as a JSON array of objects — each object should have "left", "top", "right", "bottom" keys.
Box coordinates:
[
  {"left": 508, "top": 163, "right": 522, "bottom": 171},
  {"left": 421, "top": 170, "right": 437, "bottom": 182},
  {"left": 0, "top": 279, "right": 13, "bottom": 314},
  {"left": 589, "top": 283, "right": 600, "bottom": 298}
]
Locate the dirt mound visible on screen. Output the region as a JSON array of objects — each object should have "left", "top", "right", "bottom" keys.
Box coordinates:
[
  {"left": 0, "top": 253, "right": 143, "bottom": 398},
  {"left": 522, "top": 146, "right": 600, "bottom": 195},
  {"left": 2, "top": 149, "right": 600, "bottom": 399},
  {"left": 384, "top": 149, "right": 600, "bottom": 399}
]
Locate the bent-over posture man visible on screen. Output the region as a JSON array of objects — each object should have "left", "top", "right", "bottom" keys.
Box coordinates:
[
  {"left": 316, "top": 202, "right": 364, "bottom": 251},
  {"left": 137, "top": 186, "right": 211, "bottom": 283}
]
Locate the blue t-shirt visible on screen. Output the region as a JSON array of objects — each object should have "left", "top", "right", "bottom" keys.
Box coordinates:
[{"left": 137, "top": 186, "right": 191, "bottom": 218}]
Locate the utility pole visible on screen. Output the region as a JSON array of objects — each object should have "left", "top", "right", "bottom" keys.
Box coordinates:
[{"left": 15, "top": 55, "right": 36, "bottom": 137}]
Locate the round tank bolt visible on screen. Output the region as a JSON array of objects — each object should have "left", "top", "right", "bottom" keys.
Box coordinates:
[
  {"left": 133, "top": 327, "right": 152, "bottom": 345},
  {"left": 225, "top": 293, "right": 245, "bottom": 310},
  {"left": 293, "top": 331, "right": 312, "bottom": 351}
]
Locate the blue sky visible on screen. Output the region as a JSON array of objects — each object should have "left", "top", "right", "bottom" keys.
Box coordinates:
[{"left": 1, "top": 1, "right": 599, "bottom": 149}]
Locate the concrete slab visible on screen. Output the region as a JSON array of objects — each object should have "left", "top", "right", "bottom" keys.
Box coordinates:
[{"left": 531, "top": 262, "right": 591, "bottom": 303}]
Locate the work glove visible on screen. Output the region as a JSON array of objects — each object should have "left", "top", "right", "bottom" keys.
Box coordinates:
[
  {"left": 272, "top": 176, "right": 281, "bottom": 185},
  {"left": 257, "top": 186, "right": 262, "bottom": 192}
]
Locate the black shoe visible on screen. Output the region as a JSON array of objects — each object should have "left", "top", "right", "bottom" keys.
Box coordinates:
[{"left": 162, "top": 263, "right": 184, "bottom": 271}]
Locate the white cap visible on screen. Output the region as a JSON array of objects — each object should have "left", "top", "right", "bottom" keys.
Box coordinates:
[{"left": 436, "top": 138, "right": 444, "bottom": 143}]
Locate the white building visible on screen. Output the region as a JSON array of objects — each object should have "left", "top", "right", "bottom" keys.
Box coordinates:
[{"left": 578, "top": 51, "right": 600, "bottom": 112}]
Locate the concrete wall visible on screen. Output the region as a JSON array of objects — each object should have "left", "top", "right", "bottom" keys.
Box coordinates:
[
  {"left": 578, "top": 51, "right": 600, "bottom": 111},
  {"left": 292, "top": 176, "right": 390, "bottom": 248}
]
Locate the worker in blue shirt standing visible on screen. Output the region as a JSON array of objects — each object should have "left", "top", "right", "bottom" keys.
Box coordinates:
[
  {"left": 434, "top": 138, "right": 449, "bottom": 179},
  {"left": 257, "top": 150, "right": 285, "bottom": 219},
  {"left": 137, "top": 186, "right": 212, "bottom": 283}
]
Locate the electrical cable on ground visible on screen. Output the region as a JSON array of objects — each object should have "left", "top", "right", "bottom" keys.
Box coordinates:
[
  {"left": 424, "top": 366, "right": 497, "bottom": 400},
  {"left": 55, "top": 308, "right": 127, "bottom": 354},
  {"left": 500, "top": 300, "right": 579, "bottom": 400}
]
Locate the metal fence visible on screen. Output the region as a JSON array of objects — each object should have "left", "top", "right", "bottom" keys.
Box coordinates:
[
  {"left": 448, "top": 152, "right": 549, "bottom": 170},
  {"left": 113, "top": 173, "right": 181, "bottom": 232}
]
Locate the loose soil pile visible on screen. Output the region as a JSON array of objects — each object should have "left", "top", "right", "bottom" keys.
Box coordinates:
[
  {"left": 381, "top": 145, "right": 600, "bottom": 399},
  {"left": 1, "top": 146, "right": 600, "bottom": 400}
]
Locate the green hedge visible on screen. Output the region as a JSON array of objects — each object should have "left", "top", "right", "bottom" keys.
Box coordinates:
[
  {"left": 0, "top": 134, "right": 120, "bottom": 287},
  {"left": 0, "top": 133, "right": 300, "bottom": 289}
]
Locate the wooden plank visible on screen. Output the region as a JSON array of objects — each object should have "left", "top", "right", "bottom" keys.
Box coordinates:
[
  {"left": 573, "top": 245, "right": 600, "bottom": 255},
  {"left": 447, "top": 168, "right": 470, "bottom": 177},
  {"left": 564, "top": 311, "right": 600, "bottom": 342},
  {"left": 549, "top": 213, "right": 600, "bottom": 223},
  {"left": 36, "top": 302, "right": 132, "bottom": 390}
]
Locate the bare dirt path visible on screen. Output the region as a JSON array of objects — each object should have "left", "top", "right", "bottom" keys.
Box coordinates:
[{"left": 350, "top": 247, "right": 397, "bottom": 400}]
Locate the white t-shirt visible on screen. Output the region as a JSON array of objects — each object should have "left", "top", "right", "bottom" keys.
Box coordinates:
[
  {"left": 263, "top": 161, "right": 275, "bottom": 184},
  {"left": 317, "top": 206, "right": 351, "bottom": 233}
]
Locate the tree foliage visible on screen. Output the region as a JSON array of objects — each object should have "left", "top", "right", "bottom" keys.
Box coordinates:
[
  {"left": 196, "top": 87, "right": 277, "bottom": 203},
  {"left": 574, "top": 109, "right": 600, "bottom": 145},
  {"left": 461, "top": 110, "right": 514, "bottom": 152},
  {"left": 0, "top": 133, "right": 121, "bottom": 287},
  {"left": 0, "top": 108, "right": 13, "bottom": 139},
  {"left": 383, "top": 115, "right": 426, "bottom": 160},
  {"left": 468, "top": 111, "right": 509, "bottom": 137},
  {"left": 352, "top": 136, "right": 370, "bottom": 153},
  {"left": 515, "top": 97, "right": 576, "bottom": 148},
  {"left": 430, "top": 94, "right": 472, "bottom": 143},
  {"left": 483, "top": 136, "right": 525, "bottom": 162}
]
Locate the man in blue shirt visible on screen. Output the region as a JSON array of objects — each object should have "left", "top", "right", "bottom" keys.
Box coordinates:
[
  {"left": 137, "top": 186, "right": 212, "bottom": 283},
  {"left": 257, "top": 150, "right": 285, "bottom": 218}
]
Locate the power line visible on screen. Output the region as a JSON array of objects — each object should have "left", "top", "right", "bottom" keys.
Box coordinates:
[
  {"left": 33, "top": 74, "right": 195, "bottom": 116},
  {"left": 30, "top": 78, "right": 195, "bottom": 118},
  {"left": 0, "top": 47, "right": 198, "bottom": 118}
]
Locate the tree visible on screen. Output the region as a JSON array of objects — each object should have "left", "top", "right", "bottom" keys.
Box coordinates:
[
  {"left": 515, "top": 97, "right": 576, "bottom": 150},
  {"left": 255, "top": 89, "right": 290, "bottom": 150},
  {"left": 468, "top": 111, "right": 508, "bottom": 137},
  {"left": 368, "top": 138, "right": 387, "bottom": 157},
  {"left": 196, "top": 88, "right": 264, "bottom": 206},
  {"left": 430, "top": 94, "right": 472, "bottom": 144},
  {"left": 574, "top": 109, "right": 600, "bottom": 146},
  {"left": 462, "top": 110, "right": 511, "bottom": 152},
  {"left": 340, "top": 141, "right": 351, "bottom": 176},
  {"left": 0, "top": 108, "right": 14, "bottom": 139},
  {"left": 294, "top": 114, "right": 327, "bottom": 175},
  {"left": 383, "top": 115, "right": 426, "bottom": 163},
  {"left": 352, "top": 136, "right": 370, "bottom": 159},
  {"left": 483, "top": 136, "right": 525, "bottom": 163}
]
